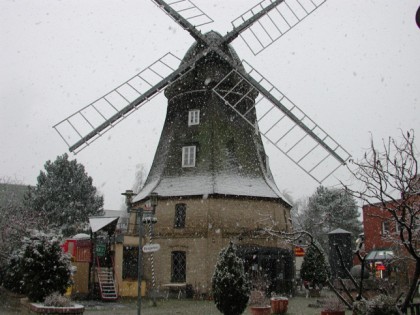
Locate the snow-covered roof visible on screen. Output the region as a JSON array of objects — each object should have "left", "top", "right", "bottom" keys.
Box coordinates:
[
  {"left": 134, "top": 173, "right": 288, "bottom": 203},
  {"left": 89, "top": 217, "right": 119, "bottom": 233},
  {"left": 72, "top": 233, "right": 90, "bottom": 240},
  {"left": 328, "top": 228, "right": 351, "bottom": 234}
]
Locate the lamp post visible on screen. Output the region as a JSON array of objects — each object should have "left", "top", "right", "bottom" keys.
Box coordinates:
[{"left": 122, "top": 190, "right": 158, "bottom": 315}]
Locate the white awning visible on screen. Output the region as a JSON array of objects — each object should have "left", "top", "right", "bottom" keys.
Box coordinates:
[{"left": 89, "top": 217, "right": 119, "bottom": 233}]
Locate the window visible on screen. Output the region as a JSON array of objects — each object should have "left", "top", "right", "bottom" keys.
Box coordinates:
[
  {"left": 182, "top": 146, "right": 196, "bottom": 167},
  {"left": 174, "top": 203, "right": 186, "bottom": 228},
  {"left": 382, "top": 220, "right": 390, "bottom": 235},
  {"left": 122, "top": 246, "right": 138, "bottom": 280},
  {"left": 188, "top": 110, "right": 200, "bottom": 126},
  {"left": 171, "top": 251, "right": 186, "bottom": 283}
]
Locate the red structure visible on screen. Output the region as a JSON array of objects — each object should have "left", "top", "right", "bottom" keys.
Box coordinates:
[
  {"left": 362, "top": 193, "right": 420, "bottom": 282},
  {"left": 62, "top": 237, "right": 92, "bottom": 263}
]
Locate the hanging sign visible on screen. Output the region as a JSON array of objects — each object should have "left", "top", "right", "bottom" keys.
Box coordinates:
[
  {"left": 294, "top": 246, "right": 305, "bottom": 257},
  {"left": 143, "top": 243, "right": 161, "bottom": 253},
  {"left": 96, "top": 244, "right": 106, "bottom": 257}
]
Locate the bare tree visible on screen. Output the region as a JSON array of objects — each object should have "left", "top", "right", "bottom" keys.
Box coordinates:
[
  {"left": 132, "top": 164, "right": 147, "bottom": 194},
  {"left": 342, "top": 130, "right": 419, "bottom": 313},
  {"left": 0, "top": 178, "right": 47, "bottom": 267}
]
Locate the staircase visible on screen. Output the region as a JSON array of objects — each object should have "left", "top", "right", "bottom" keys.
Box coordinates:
[{"left": 96, "top": 259, "right": 118, "bottom": 301}]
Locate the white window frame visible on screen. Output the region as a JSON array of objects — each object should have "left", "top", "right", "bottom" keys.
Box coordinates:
[
  {"left": 182, "top": 146, "right": 196, "bottom": 167},
  {"left": 188, "top": 110, "right": 200, "bottom": 126},
  {"left": 382, "top": 220, "right": 390, "bottom": 236}
]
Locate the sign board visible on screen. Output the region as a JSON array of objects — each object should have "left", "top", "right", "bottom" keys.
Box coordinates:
[
  {"left": 96, "top": 244, "right": 106, "bottom": 257},
  {"left": 143, "top": 243, "right": 161, "bottom": 253},
  {"left": 294, "top": 246, "right": 305, "bottom": 257}
]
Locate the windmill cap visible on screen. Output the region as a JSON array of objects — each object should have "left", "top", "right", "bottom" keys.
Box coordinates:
[{"left": 165, "top": 31, "right": 256, "bottom": 100}]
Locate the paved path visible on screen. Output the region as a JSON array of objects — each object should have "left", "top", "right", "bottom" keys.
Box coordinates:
[{"left": 0, "top": 290, "right": 354, "bottom": 315}]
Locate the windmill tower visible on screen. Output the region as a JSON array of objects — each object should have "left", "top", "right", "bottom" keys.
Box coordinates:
[
  {"left": 130, "top": 31, "right": 293, "bottom": 294},
  {"left": 54, "top": 0, "right": 350, "bottom": 297}
]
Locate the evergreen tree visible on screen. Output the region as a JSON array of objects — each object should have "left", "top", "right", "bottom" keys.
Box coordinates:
[
  {"left": 302, "top": 186, "right": 361, "bottom": 253},
  {"left": 300, "top": 243, "right": 330, "bottom": 288},
  {"left": 2, "top": 254, "right": 24, "bottom": 294},
  {"left": 4, "top": 231, "right": 72, "bottom": 301},
  {"left": 212, "top": 242, "right": 250, "bottom": 315},
  {"left": 24, "top": 153, "right": 104, "bottom": 236}
]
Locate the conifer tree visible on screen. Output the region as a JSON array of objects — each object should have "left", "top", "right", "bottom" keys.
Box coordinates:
[
  {"left": 25, "top": 153, "right": 104, "bottom": 236},
  {"left": 301, "top": 186, "right": 361, "bottom": 253},
  {"left": 4, "top": 231, "right": 71, "bottom": 301},
  {"left": 212, "top": 242, "right": 250, "bottom": 315},
  {"left": 300, "top": 243, "right": 330, "bottom": 289}
]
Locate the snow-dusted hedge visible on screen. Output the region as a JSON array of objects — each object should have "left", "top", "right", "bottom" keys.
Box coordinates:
[
  {"left": 2, "top": 231, "right": 72, "bottom": 302},
  {"left": 353, "top": 294, "right": 399, "bottom": 315}
]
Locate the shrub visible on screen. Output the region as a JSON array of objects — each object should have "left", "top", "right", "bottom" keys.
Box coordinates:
[
  {"left": 44, "top": 292, "right": 73, "bottom": 307},
  {"left": 3, "top": 231, "right": 72, "bottom": 302},
  {"left": 212, "top": 242, "right": 250, "bottom": 315},
  {"left": 353, "top": 294, "right": 399, "bottom": 315},
  {"left": 2, "top": 254, "right": 24, "bottom": 294}
]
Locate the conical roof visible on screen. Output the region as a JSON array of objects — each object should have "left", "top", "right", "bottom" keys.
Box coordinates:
[{"left": 133, "top": 33, "right": 290, "bottom": 206}]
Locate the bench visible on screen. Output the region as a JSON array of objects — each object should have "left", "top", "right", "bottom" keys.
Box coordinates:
[{"left": 161, "top": 283, "right": 187, "bottom": 299}]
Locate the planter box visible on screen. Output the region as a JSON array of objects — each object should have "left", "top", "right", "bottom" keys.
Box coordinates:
[
  {"left": 21, "top": 299, "right": 84, "bottom": 315},
  {"left": 250, "top": 305, "right": 271, "bottom": 315},
  {"left": 271, "top": 296, "right": 288, "bottom": 314}
]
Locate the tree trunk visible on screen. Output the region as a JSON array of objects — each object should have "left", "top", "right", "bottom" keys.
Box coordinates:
[{"left": 401, "top": 259, "right": 420, "bottom": 313}]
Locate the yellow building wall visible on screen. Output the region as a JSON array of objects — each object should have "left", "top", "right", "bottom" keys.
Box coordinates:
[
  {"left": 117, "top": 195, "right": 291, "bottom": 296},
  {"left": 71, "top": 261, "right": 90, "bottom": 295}
]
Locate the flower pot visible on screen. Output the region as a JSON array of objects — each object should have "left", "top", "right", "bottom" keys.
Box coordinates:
[
  {"left": 21, "top": 299, "right": 85, "bottom": 315},
  {"left": 250, "top": 305, "right": 271, "bottom": 315},
  {"left": 271, "top": 296, "right": 288, "bottom": 314},
  {"left": 320, "top": 311, "right": 345, "bottom": 315}
]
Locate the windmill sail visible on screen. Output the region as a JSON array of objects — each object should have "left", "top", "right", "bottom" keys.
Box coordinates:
[
  {"left": 54, "top": 0, "right": 350, "bottom": 183},
  {"left": 53, "top": 53, "right": 194, "bottom": 153},
  {"left": 213, "top": 60, "right": 350, "bottom": 183},
  {"left": 152, "top": 0, "right": 214, "bottom": 28},
  {"left": 232, "top": 0, "right": 327, "bottom": 55}
]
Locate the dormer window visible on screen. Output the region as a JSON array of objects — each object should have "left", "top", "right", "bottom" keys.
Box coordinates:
[
  {"left": 182, "top": 146, "right": 196, "bottom": 167},
  {"left": 188, "top": 110, "right": 200, "bottom": 126}
]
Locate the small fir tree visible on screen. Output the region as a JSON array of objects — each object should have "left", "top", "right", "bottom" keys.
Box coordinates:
[
  {"left": 5, "top": 231, "right": 72, "bottom": 302},
  {"left": 300, "top": 243, "right": 330, "bottom": 289},
  {"left": 212, "top": 242, "right": 251, "bottom": 315}
]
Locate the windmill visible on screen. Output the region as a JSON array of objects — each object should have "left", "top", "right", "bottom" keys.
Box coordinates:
[
  {"left": 53, "top": 0, "right": 350, "bottom": 184},
  {"left": 53, "top": 0, "right": 351, "bottom": 296}
]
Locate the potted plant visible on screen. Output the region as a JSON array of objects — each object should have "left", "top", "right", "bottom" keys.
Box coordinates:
[
  {"left": 24, "top": 292, "right": 85, "bottom": 314},
  {"left": 249, "top": 294, "right": 271, "bottom": 315},
  {"left": 320, "top": 296, "right": 345, "bottom": 315},
  {"left": 270, "top": 296, "right": 288, "bottom": 314},
  {"left": 249, "top": 278, "right": 271, "bottom": 315}
]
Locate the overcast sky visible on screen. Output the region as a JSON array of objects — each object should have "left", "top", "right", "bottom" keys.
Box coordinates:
[{"left": 1, "top": 0, "right": 419, "bottom": 211}]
